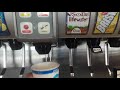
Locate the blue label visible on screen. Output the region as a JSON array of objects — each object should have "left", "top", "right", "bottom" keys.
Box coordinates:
[
  {"left": 32, "top": 68, "right": 58, "bottom": 75},
  {"left": 0, "top": 12, "right": 10, "bottom": 36}
]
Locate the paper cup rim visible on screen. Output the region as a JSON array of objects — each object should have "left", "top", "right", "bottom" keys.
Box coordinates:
[{"left": 31, "top": 62, "right": 60, "bottom": 71}]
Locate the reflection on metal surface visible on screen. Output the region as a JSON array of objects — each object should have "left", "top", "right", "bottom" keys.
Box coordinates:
[
  {"left": 107, "top": 67, "right": 112, "bottom": 76},
  {"left": 69, "top": 49, "right": 74, "bottom": 77},
  {"left": 0, "top": 68, "right": 6, "bottom": 78},
  {"left": 70, "top": 73, "right": 74, "bottom": 77},
  {"left": 3, "top": 43, "right": 7, "bottom": 68},
  {"left": 90, "top": 73, "right": 94, "bottom": 77},
  {"left": 69, "top": 49, "right": 73, "bottom": 66},
  {"left": 88, "top": 66, "right": 94, "bottom": 77},
  {"left": 86, "top": 44, "right": 92, "bottom": 66},
  {"left": 19, "top": 68, "right": 25, "bottom": 78},
  {"left": 0, "top": 75, "right": 3, "bottom": 78},
  {"left": 105, "top": 41, "right": 109, "bottom": 66}
]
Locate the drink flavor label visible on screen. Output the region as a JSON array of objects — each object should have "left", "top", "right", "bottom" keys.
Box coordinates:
[
  {"left": 93, "top": 12, "right": 119, "bottom": 34},
  {"left": 0, "top": 12, "right": 10, "bottom": 36},
  {"left": 19, "top": 12, "right": 31, "bottom": 18},
  {"left": 66, "top": 12, "right": 90, "bottom": 35},
  {"left": 37, "top": 12, "right": 49, "bottom": 17}
]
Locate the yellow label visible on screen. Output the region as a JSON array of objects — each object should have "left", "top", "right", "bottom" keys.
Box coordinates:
[
  {"left": 93, "top": 12, "right": 119, "bottom": 34},
  {"left": 2, "top": 23, "right": 7, "bottom": 31},
  {"left": 19, "top": 12, "right": 31, "bottom": 18},
  {"left": 21, "top": 13, "right": 30, "bottom": 16},
  {"left": 0, "top": 20, "right": 7, "bottom": 31}
]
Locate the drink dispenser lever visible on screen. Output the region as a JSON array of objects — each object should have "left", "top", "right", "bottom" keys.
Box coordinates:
[
  {"left": 105, "top": 41, "right": 109, "bottom": 66},
  {"left": 86, "top": 43, "right": 94, "bottom": 77},
  {"left": 69, "top": 49, "right": 74, "bottom": 76},
  {"left": 33, "top": 43, "right": 52, "bottom": 62},
  {"left": 0, "top": 41, "right": 7, "bottom": 78},
  {"left": 105, "top": 41, "right": 112, "bottom": 76},
  {"left": 65, "top": 38, "right": 78, "bottom": 77},
  {"left": 87, "top": 38, "right": 101, "bottom": 77},
  {"left": 19, "top": 43, "right": 25, "bottom": 78},
  {"left": 9, "top": 39, "right": 22, "bottom": 67},
  {"left": 87, "top": 38, "right": 102, "bottom": 53},
  {"left": 8, "top": 39, "right": 24, "bottom": 78},
  {"left": 28, "top": 43, "right": 32, "bottom": 65},
  {"left": 86, "top": 42, "right": 92, "bottom": 66}
]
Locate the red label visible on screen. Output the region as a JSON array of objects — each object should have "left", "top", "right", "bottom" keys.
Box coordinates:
[
  {"left": 22, "top": 30, "right": 31, "bottom": 33},
  {"left": 101, "top": 12, "right": 108, "bottom": 15},
  {"left": 39, "top": 14, "right": 48, "bottom": 16},
  {"left": 24, "top": 25, "right": 29, "bottom": 29}
]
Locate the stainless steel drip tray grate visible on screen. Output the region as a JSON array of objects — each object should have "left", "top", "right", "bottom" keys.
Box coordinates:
[
  {"left": 0, "top": 67, "right": 32, "bottom": 78},
  {"left": 0, "top": 66, "right": 71, "bottom": 78},
  {"left": 0, "top": 65, "right": 114, "bottom": 78}
]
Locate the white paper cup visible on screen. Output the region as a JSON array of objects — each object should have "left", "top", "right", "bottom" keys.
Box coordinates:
[{"left": 31, "top": 62, "right": 60, "bottom": 78}]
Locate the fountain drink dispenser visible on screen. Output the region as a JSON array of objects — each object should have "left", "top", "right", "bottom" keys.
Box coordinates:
[
  {"left": 0, "top": 12, "right": 120, "bottom": 78},
  {"left": 14, "top": 12, "right": 57, "bottom": 78},
  {"left": 58, "top": 12, "right": 120, "bottom": 78}
]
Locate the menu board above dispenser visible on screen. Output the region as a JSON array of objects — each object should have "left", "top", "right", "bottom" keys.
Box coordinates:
[
  {"left": 14, "top": 12, "right": 57, "bottom": 42},
  {"left": 0, "top": 12, "right": 15, "bottom": 39},
  {"left": 58, "top": 12, "right": 120, "bottom": 38}
]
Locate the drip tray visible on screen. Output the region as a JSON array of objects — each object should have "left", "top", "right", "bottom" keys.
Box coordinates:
[
  {"left": 0, "top": 67, "right": 32, "bottom": 78},
  {"left": 0, "top": 65, "right": 114, "bottom": 78}
]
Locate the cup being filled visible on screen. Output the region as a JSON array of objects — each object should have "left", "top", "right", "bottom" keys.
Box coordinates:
[{"left": 31, "top": 62, "right": 60, "bottom": 78}]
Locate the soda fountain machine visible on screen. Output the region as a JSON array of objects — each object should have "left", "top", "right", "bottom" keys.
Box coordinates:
[
  {"left": 8, "top": 39, "right": 24, "bottom": 78},
  {"left": 58, "top": 12, "right": 120, "bottom": 78},
  {"left": 0, "top": 12, "right": 120, "bottom": 78},
  {"left": 0, "top": 12, "right": 19, "bottom": 78},
  {"left": 86, "top": 38, "right": 102, "bottom": 77},
  {"left": 58, "top": 12, "right": 92, "bottom": 77},
  {"left": 14, "top": 12, "right": 57, "bottom": 78},
  {"left": 92, "top": 12, "right": 120, "bottom": 77}
]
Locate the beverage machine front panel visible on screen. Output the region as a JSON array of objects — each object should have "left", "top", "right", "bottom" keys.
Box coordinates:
[
  {"left": 14, "top": 12, "right": 57, "bottom": 42},
  {"left": 0, "top": 12, "right": 15, "bottom": 39},
  {"left": 58, "top": 12, "right": 120, "bottom": 38}
]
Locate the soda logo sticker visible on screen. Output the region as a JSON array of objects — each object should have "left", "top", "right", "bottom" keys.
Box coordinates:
[
  {"left": 68, "top": 12, "right": 89, "bottom": 17},
  {"left": 97, "top": 12, "right": 117, "bottom": 33},
  {"left": 101, "top": 12, "right": 108, "bottom": 15},
  {"left": 0, "top": 12, "right": 11, "bottom": 36},
  {"left": 66, "top": 12, "right": 90, "bottom": 35},
  {"left": 20, "top": 22, "right": 33, "bottom": 34},
  {"left": 38, "top": 22, "right": 50, "bottom": 34},
  {"left": 19, "top": 12, "right": 31, "bottom": 18},
  {"left": 93, "top": 12, "right": 119, "bottom": 34},
  {"left": 72, "top": 28, "right": 81, "bottom": 33},
  {"left": 37, "top": 12, "right": 49, "bottom": 17}
]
